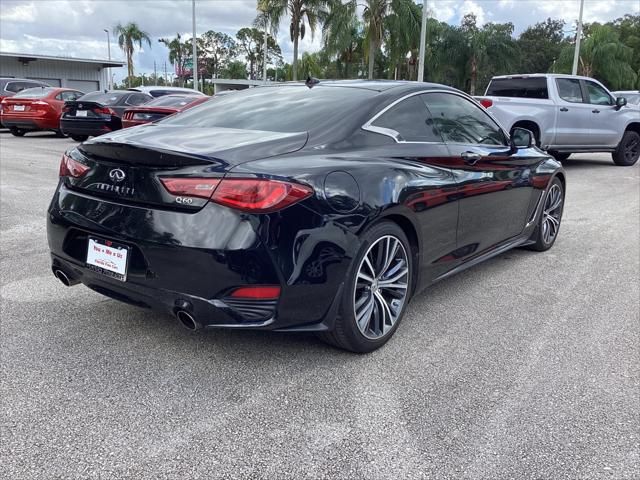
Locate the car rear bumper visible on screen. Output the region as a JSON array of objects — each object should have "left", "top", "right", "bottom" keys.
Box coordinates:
[
  {"left": 1, "top": 115, "right": 57, "bottom": 130},
  {"left": 60, "top": 118, "right": 117, "bottom": 137},
  {"left": 47, "top": 184, "right": 352, "bottom": 331}
]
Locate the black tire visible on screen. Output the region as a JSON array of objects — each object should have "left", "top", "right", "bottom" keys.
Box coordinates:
[
  {"left": 548, "top": 151, "right": 571, "bottom": 162},
  {"left": 612, "top": 130, "right": 640, "bottom": 166},
  {"left": 9, "top": 127, "right": 26, "bottom": 137},
  {"left": 526, "top": 177, "right": 564, "bottom": 252},
  {"left": 70, "top": 134, "right": 88, "bottom": 142},
  {"left": 318, "top": 221, "right": 413, "bottom": 353},
  {"left": 54, "top": 129, "right": 67, "bottom": 138}
]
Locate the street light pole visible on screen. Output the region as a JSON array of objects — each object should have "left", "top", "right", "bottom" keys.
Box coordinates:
[
  {"left": 103, "top": 29, "right": 112, "bottom": 90},
  {"left": 572, "top": 0, "right": 584, "bottom": 76},
  {"left": 263, "top": 18, "right": 268, "bottom": 84},
  {"left": 417, "top": 0, "right": 427, "bottom": 82},
  {"left": 192, "top": 0, "right": 198, "bottom": 91}
]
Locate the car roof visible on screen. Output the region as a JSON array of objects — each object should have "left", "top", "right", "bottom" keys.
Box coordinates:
[
  {"left": 264, "top": 80, "right": 458, "bottom": 96},
  {"left": 128, "top": 86, "right": 205, "bottom": 95},
  {"left": 490, "top": 73, "right": 606, "bottom": 82}
]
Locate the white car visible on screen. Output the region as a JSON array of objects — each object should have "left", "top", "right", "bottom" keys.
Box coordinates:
[
  {"left": 476, "top": 74, "right": 640, "bottom": 166},
  {"left": 127, "top": 86, "right": 206, "bottom": 98},
  {"left": 613, "top": 90, "right": 640, "bottom": 106}
]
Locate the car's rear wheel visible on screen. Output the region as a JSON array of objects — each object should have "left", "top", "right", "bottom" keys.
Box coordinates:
[
  {"left": 526, "top": 178, "right": 564, "bottom": 252},
  {"left": 9, "top": 127, "right": 26, "bottom": 137},
  {"left": 612, "top": 131, "right": 640, "bottom": 166},
  {"left": 70, "top": 134, "right": 88, "bottom": 142},
  {"left": 318, "top": 221, "right": 413, "bottom": 353}
]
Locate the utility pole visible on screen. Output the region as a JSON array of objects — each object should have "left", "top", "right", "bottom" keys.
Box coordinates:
[
  {"left": 103, "top": 29, "right": 112, "bottom": 90},
  {"left": 263, "top": 18, "right": 268, "bottom": 84},
  {"left": 154, "top": 61, "right": 157, "bottom": 85},
  {"left": 164, "top": 61, "right": 168, "bottom": 86},
  {"left": 572, "top": 0, "right": 584, "bottom": 76},
  {"left": 417, "top": 0, "right": 427, "bottom": 82},
  {"left": 192, "top": 0, "right": 198, "bottom": 91}
]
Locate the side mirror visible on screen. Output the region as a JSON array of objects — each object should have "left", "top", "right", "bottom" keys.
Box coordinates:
[
  {"left": 615, "top": 97, "right": 627, "bottom": 110},
  {"left": 511, "top": 127, "right": 535, "bottom": 149}
]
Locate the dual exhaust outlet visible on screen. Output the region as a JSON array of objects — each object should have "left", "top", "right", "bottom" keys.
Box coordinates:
[{"left": 53, "top": 267, "right": 201, "bottom": 331}]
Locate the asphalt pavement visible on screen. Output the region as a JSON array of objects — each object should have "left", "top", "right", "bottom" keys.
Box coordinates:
[{"left": 1, "top": 131, "right": 638, "bottom": 479}]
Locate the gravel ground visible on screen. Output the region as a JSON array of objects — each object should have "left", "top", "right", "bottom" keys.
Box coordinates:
[{"left": 1, "top": 131, "right": 639, "bottom": 480}]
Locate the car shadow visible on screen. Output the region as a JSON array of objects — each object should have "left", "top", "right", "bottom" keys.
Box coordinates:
[{"left": 560, "top": 156, "right": 616, "bottom": 169}]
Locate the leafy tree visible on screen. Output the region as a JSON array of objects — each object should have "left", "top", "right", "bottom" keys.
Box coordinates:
[
  {"left": 159, "top": 33, "right": 191, "bottom": 87},
  {"left": 114, "top": 22, "right": 152, "bottom": 86},
  {"left": 222, "top": 61, "right": 248, "bottom": 79},
  {"left": 609, "top": 14, "right": 640, "bottom": 87},
  {"left": 384, "top": 0, "right": 421, "bottom": 80},
  {"left": 258, "top": 0, "right": 328, "bottom": 81},
  {"left": 554, "top": 24, "right": 637, "bottom": 89},
  {"left": 236, "top": 27, "right": 282, "bottom": 79},
  {"left": 517, "top": 18, "right": 567, "bottom": 74},
  {"left": 200, "top": 31, "right": 238, "bottom": 79}
]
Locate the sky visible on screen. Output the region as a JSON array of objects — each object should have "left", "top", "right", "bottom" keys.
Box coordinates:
[{"left": 1, "top": 0, "right": 638, "bottom": 83}]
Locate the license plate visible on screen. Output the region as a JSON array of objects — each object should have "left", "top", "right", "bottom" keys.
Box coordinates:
[
  {"left": 14, "top": 105, "right": 25, "bottom": 111},
  {"left": 86, "top": 237, "right": 130, "bottom": 281},
  {"left": 76, "top": 110, "right": 88, "bottom": 117}
]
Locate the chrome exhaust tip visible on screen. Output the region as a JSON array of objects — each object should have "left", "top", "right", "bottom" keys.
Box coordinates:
[
  {"left": 176, "top": 310, "right": 200, "bottom": 330},
  {"left": 54, "top": 269, "right": 72, "bottom": 287}
]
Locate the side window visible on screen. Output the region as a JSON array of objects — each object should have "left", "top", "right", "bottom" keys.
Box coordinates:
[
  {"left": 556, "top": 78, "right": 583, "bottom": 103},
  {"left": 59, "top": 91, "right": 81, "bottom": 101},
  {"left": 370, "top": 95, "right": 443, "bottom": 142},
  {"left": 126, "top": 94, "right": 150, "bottom": 106},
  {"left": 423, "top": 92, "right": 507, "bottom": 146},
  {"left": 585, "top": 81, "right": 613, "bottom": 105}
]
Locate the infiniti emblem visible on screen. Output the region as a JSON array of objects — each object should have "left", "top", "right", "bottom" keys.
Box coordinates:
[{"left": 109, "top": 168, "right": 126, "bottom": 183}]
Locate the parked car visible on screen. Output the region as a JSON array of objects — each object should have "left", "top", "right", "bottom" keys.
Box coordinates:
[
  {"left": 0, "top": 78, "right": 52, "bottom": 127},
  {"left": 122, "top": 94, "right": 210, "bottom": 128},
  {"left": 126, "top": 86, "right": 206, "bottom": 98},
  {"left": 613, "top": 91, "right": 640, "bottom": 106},
  {"left": 60, "top": 90, "right": 153, "bottom": 141},
  {"left": 0, "top": 87, "right": 84, "bottom": 137},
  {"left": 47, "top": 80, "right": 566, "bottom": 352},
  {"left": 476, "top": 74, "right": 640, "bottom": 166}
]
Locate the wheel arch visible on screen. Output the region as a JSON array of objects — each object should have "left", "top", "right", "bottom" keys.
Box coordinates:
[{"left": 624, "top": 122, "right": 640, "bottom": 136}]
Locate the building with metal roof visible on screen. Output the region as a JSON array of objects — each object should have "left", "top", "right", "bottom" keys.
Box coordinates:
[{"left": 0, "top": 52, "right": 124, "bottom": 93}]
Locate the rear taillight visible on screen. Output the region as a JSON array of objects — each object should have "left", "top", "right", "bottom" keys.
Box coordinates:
[
  {"left": 479, "top": 98, "right": 493, "bottom": 109},
  {"left": 159, "top": 178, "right": 313, "bottom": 212},
  {"left": 211, "top": 179, "right": 313, "bottom": 213},
  {"left": 59, "top": 153, "right": 89, "bottom": 178},
  {"left": 159, "top": 178, "right": 220, "bottom": 200},
  {"left": 229, "top": 286, "right": 281, "bottom": 300},
  {"left": 95, "top": 106, "right": 116, "bottom": 116}
]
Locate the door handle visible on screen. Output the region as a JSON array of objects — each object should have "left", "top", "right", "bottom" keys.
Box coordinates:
[
  {"left": 592, "top": 109, "right": 600, "bottom": 114},
  {"left": 560, "top": 107, "right": 569, "bottom": 112},
  {"left": 461, "top": 151, "right": 482, "bottom": 165}
]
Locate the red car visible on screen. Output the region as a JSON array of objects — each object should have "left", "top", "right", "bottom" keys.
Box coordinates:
[
  {"left": 1, "top": 87, "right": 84, "bottom": 137},
  {"left": 121, "top": 94, "right": 210, "bottom": 128}
]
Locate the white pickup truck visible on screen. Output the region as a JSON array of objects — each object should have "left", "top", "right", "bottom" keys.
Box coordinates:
[{"left": 476, "top": 74, "right": 640, "bottom": 166}]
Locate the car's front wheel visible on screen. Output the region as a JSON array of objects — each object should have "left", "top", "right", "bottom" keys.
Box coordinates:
[
  {"left": 9, "top": 127, "right": 26, "bottom": 137},
  {"left": 527, "top": 178, "right": 564, "bottom": 252},
  {"left": 613, "top": 130, "right": 640, "bottom": 166},
  {"left": 319, "top": 221, "right": 413, "bottom": 353}
]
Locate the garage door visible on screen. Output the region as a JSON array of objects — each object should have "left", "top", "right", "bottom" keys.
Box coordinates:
[
  {"left": 28, "top": 77, "right": 61, "bottom": 87},
  {"left": 67, "top": 80, "right": 99, "bottom": 93}
]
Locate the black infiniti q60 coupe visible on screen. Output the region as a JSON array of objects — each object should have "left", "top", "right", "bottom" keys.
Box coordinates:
[{"left": 47, "top": 81, "right": 565, "bottom": 352}]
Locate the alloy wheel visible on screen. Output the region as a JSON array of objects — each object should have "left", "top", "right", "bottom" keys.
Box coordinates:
[
  {"left": 354, "top": 235, "right": 409, "bottom": 340},
  {"left": 625, "top": 136, "right": 639, "bottom": 163},
  {"left": 542, "top": 184, "right": 563, "bottom": 245}
]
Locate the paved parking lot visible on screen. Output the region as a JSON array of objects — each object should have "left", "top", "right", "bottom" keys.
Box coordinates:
[{"left": 1, "top": 131, "right": 639, "bottom": 479}]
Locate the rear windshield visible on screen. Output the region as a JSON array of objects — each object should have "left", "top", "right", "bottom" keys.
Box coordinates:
[
  {"left": 486, "top": 78, "right": 549, "bottom": 99},
  {"left": 162, "top": 86, "right": 375, "bottom": 133},
  {"left": 13, "top": 87, "right": 55, "bottom": 98},
  {"left": 77, "top": 91, "right": 126, "bottom": 105},
  {"left": 147, "top": 95, "right": 202, "bottom": 107}
]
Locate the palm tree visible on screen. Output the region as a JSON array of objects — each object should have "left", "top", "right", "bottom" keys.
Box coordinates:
[
  {"left": 159, "top": 33, "right": 191, "bottom": 87},
  {"left": 553, "top": 24, "right": 637, "bottom": 90},
  {"left": 258, "top": 0, "right": 328, "bottom": 81},
  {"left": 114, "top": 22, "right": 152, "bottom": 87},
  {"left": 322, "top": 0, "right": 363, "bottom": 78}
]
